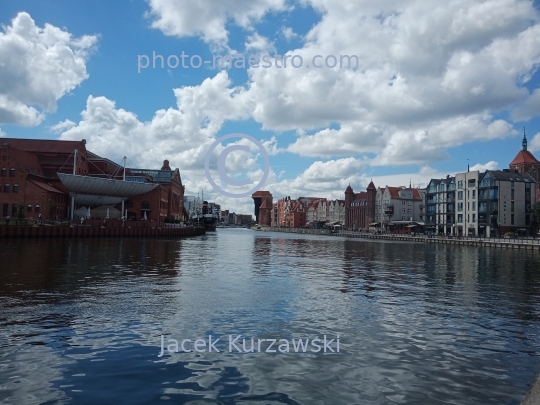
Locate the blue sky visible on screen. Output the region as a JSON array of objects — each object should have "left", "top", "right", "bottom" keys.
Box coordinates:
[{"left": 1, "top": 0, "right": 540, "bottom": 213}]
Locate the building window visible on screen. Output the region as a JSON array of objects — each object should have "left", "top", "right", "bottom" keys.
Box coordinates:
[
  {"left": 458, "top": 191, "right": 463, "bottom": 200},
  {"left": 458, "top": 180, "right": 463, "bottom": 189},
  {"left": 458, "top": 214, "right": 463, "bottom": 222},
  {"left": 13, "top": 184, "right": 18, "bottom": 193},
  {"left": 472, "top": 214, "right": 476, "bottom": 223},
  {"left": 4, "top": 184, "right": 9, "bottom": 193},
  {"left": 472, "top": 202, "right": 476, "bottom": 210},
  {"left": 1, "top": 168, "right": 5, "bottom": 176},
  {"left": 511, "top": 181, "right": 515, "bottom": 187},
  {"left": 35, "top": 205, "right": 40, "bottom": 213},
  {"left": 408, "top": 201, "right": 412, "bottom": 206},
  {"left": 472, "top": 190, "right": 476, "bottom": 198},
  {"left": 526, "top": 183, "right": 531, "bottom": 189},
  {"left": 511, "top": 189, "right": 514, "bottom": 200},
  {"left": 407, "top": 209, "right": 412, "bottom": 213},
  {"left": 458, "top": 203, "right": 463, "bottom": 211},
  {"left": 27, "top": 204, "right": 32, "bottom": 212},
  {"left": 526, "top": 215, "right": 531, "bottom": 226},
  {"left": 511, "top": 201, "right": 514, "bottom": 212},
  {"left": 511, "top": 214, "right": 514, "bottom": 225},
  {"left": 9, "top": 168, "right": 15, "bottom": 177}
]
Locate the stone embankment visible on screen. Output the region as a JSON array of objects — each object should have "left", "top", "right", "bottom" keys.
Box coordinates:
[
  {"left": 255, "top": 227, "right": 540, "bottom": 251},
  {"left": 0, "top": 225, "right": 206, "bottom": 238}
]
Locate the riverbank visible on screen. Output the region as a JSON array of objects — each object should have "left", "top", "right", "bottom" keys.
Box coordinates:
[
  {"left": 0, "top": 224, "right": 206, "bottom": 238},
  {"left": 255, "top": 227, "right": 540, "bottom": 251}
]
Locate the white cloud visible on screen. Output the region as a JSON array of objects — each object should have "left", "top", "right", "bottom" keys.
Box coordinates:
[
  {"left": 470, "top": 161, "right": 499, "bottom": 171},
  {"left": 512, "top": 89, "right": 540, "bottom": 122},
  {"left": 245, "top": 33, "right": 275, "bottom": 54},
  {"left": 239, "top": 0, "right": 540, "bottom": 165},
  {"left": 281, "top": 27, "right": 298, "bottom": 41},
  {"left": 0, "top": 12, "right": 97, "bottom": 126},
  {"left": 57, "top": 72, "right": 261, "bottom": 212},
  {"left": 146, "top": 0, "right": 288, "bottom": 47},
  {"left": 50, "top": 119, "right": 76, "bottom": 134},
  {"left": 529, "top": 132, "right": 540, "bottom": 152}
]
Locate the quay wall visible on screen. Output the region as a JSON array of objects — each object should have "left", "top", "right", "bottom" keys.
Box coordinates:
[
  {"left": 0, "top": 225, "right": 206, "bottom": 239},
  {"left": 255, "top": 227, "right": 540, "bottom": 251}
]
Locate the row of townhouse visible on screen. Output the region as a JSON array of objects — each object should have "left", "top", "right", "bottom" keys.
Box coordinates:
[
  {"left": 255, "top": 134, "right": 540, "bottom": 232},
  {"left": 345, "top": 181, "right": 426, "bottom": 232},
  {"left": 220, "top": 209, "right": 253, "bottom": 225},
  {"left": 426, "top": 169, "right": 535, "bottom": 237},
  {"left": 270, "top": 196, "right": 345, "bottom": 227}
]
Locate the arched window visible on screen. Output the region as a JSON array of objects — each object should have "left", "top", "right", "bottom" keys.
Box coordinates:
[
  {"left": 1, "top": 168, "right": 5, "bottom": 177},
  {"left": 4, "top": 184, "right": 9, "bottom": 193},
  {"left": 141, "top": 201, "right": 150, "bottom": 210},
  {"left": 13, "top": 184, "right": 18, "bottom": 193},
  {"left": 9, "top": 168, "right": 15, "bottom": 177}
]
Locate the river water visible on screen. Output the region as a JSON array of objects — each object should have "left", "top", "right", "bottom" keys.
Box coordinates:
[{"left": 1, "top": 228, "right": 540, "bottom": 404}]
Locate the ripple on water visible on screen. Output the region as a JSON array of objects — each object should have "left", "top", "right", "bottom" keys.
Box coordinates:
[{"left": 0, "top": 231, "right": 539, "bottom": 404}]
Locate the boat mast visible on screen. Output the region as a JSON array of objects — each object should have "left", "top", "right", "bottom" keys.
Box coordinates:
[
  {"left": 70, "top": 149, "right": 77, "bottom": 221},
  {"left": 121, "top": 156, "right": 126, "bottom": 218}
]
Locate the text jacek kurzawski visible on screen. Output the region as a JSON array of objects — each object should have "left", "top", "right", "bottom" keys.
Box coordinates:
[{"left": 158, "top": 335, "right": 340, "bottom": 356}]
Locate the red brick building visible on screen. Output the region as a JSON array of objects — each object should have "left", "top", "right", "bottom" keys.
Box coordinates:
[
  {"left": 252, "top": 191, "right": 272, "bottom": 226},
  {"left": 509, "top": 131, "right": 540, "bottom": 195},
  {"left": 0, "top": 138, "right": 184, "bottom": 224},
  {"left": 344, "top": 181, "right": 376, "bottom": 230}
]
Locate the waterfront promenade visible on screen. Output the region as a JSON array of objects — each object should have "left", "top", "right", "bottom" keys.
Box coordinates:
[{"left": 256, "top": 226, "right": 540, "bottom": 251}]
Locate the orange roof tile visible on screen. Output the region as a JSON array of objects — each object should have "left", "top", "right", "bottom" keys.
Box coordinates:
[{"left": 510, "top": 150, "right": 540, "bottom": 166}]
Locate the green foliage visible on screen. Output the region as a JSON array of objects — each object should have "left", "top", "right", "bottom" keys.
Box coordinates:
[
  {"left": 534, "top": 202, "right": 540, "bottom": 223},
  {"left": 48, "top": 200, "right": 57, "bottom": 218},
  {"left": 16, "top": 204, "right": 25, "bottom": 220}
]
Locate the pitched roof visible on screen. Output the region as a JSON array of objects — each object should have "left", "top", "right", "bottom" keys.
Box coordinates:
[
  {"left": 510, "top": 150, "right": 540, "bottom": 166},
  {"left": 1, "top": 138, "right": 86, "bottom": 154},
  {"left": 353, "top": 191, "right": 367, "bottom": 201},
  {"left": 485, "top": 170, "right": 535, "bottom": 182},
  {"left": 386, "top": 187, "right": 402, "bottom": 199},
  {"left": 28, "top": 179, "right": 64, "bottom": 194}
]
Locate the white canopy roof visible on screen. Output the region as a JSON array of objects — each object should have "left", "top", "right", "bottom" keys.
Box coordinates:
[{"left": 57, "top": 173, "right": 158, "bottom": 201}]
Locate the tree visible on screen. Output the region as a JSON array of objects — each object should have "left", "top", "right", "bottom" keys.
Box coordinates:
[
  {"left": 48, "top": 200, "right": 57, "bottom": 220},
  {"left": 16, "top": 204, "right": 25, "bottom": 221},
  {"left": 533, "top": 202, "right": 540, "bottom": 235},
  {"left": 182, "top": 206, "right": 189, "bottom": 223}
]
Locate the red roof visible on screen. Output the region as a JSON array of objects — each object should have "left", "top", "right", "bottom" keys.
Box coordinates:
[
  {"left": 510, "top": 150, "right": 540, "bottom": 166},
  {"left": 28, "top": 180, "right": 64, "bottom": 194},
  {"left": 367, "top": 181, "right": 376, "bottom": 190},
  {"left": 354, "top": 192, "right": 367, "bottom": 200},
  {"left": 386, "top": 187, "right": 402, "bottom": 199},
  {"left": 1, "top": 138, "right": 86, "bottom": 154}
]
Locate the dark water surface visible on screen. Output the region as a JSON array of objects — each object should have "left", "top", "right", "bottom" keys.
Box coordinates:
[{"left": 1, "top": 229, "right": 540, "bottom": 404}]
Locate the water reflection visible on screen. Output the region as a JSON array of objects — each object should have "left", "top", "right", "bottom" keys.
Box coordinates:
[{"left": 0, "top": 230, "right": 540, "bottom": 404}]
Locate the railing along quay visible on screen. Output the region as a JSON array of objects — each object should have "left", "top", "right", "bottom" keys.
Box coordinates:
[
  {"left": 256, "top": 227, "right": 540, "bottom": 250},
  {"left": 335, "top": 231, "right": 540, "bottom": 250}
]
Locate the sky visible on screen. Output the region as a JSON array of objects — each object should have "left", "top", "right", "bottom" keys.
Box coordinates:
[{"left": 2, "top": 0, "right": 540, "bottom": 215}]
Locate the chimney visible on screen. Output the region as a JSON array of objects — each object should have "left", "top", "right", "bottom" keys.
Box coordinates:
[{"left": 161, "top": 159, "right": 171, "bottom": 170}]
